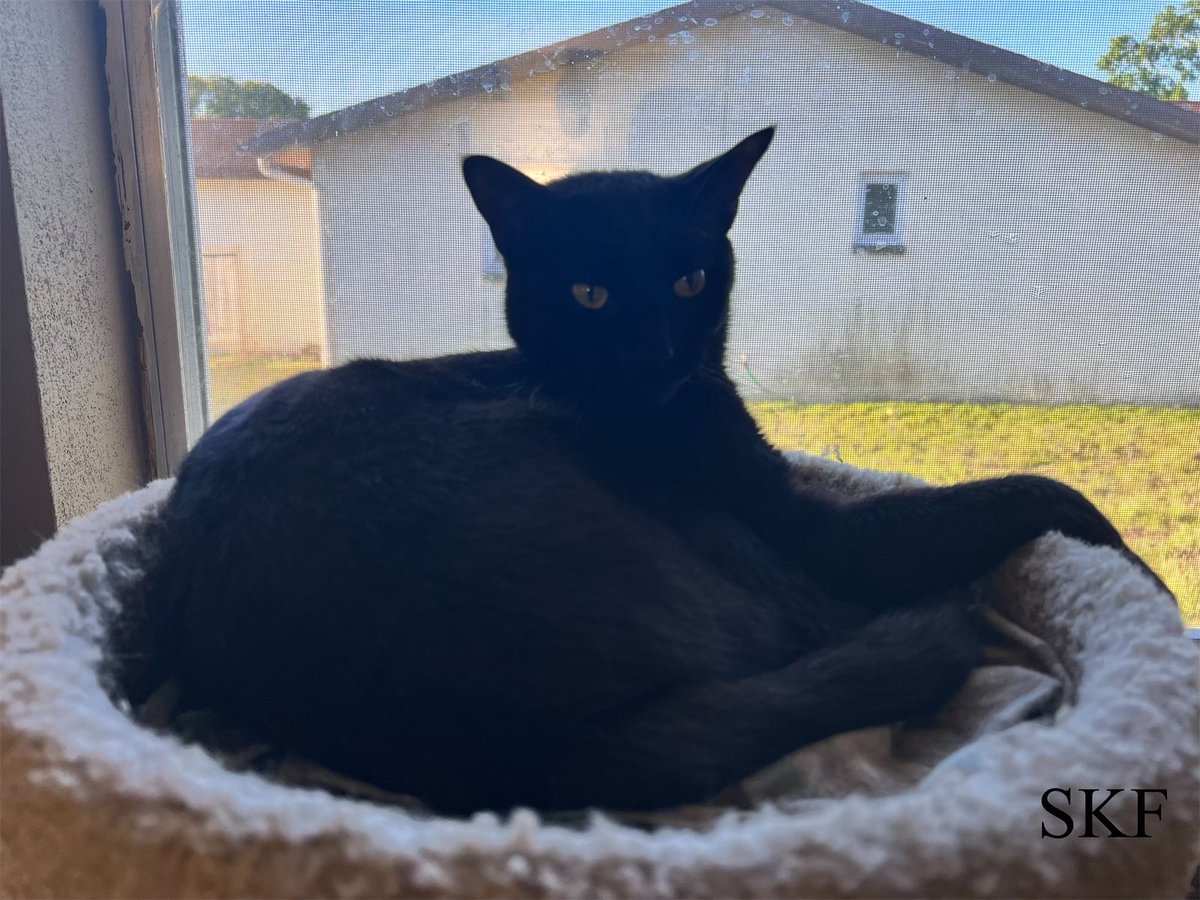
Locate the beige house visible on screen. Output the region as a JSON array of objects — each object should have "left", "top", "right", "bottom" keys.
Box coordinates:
[
  {"left": 192, "top": 119, "right": 326, "bottom": 360},
  {"left": 248, "top": 0, "right": 1200, "bottom": 404}
]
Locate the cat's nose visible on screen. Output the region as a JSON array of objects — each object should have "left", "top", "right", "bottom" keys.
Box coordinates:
[{"left": 637, "top": 337, "right": 675, "bottom": 368}]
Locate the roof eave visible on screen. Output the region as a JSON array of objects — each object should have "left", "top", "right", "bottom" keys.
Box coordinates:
[{"left": 243, "top": 0, "right": 1200, "bottom": 154}]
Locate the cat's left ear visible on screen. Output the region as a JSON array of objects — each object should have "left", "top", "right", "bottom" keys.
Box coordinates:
[{"left": 678, "top": 126, "right": 775, "bottom": 234}]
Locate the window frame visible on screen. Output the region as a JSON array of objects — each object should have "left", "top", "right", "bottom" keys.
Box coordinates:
[
  {"left": 853, "top": 173, "right": 908, "bottom": 252},
  {"left": 103, "top": 0, "right": 209, "bottom": 476}
]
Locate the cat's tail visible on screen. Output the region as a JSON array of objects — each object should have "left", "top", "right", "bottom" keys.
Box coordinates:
[{"left": 539, "top": 598, "right": 982, "bottom": 811}]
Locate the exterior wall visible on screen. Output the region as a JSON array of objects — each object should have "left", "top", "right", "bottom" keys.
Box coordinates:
[
  {"left": 314, "top": 9, "right": 1200, "bottom": 404},
  {"left": 1, "top": 0, "right": 148, "bottom": 525},
  {"left": 194, "top": 179, "right": 326, "bottom": 358}
]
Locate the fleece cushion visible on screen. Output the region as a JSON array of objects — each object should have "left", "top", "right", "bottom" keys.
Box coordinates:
[{"left": 2, "top": 455, "right": 1197, "bottom": 899}]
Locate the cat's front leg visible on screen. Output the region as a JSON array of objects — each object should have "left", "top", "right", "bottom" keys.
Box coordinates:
[{"left": 811, "top": 474, "right": 1173, "bottom": 606}]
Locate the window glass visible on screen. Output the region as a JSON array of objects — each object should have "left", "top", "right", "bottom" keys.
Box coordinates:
[
  {"left": 175, "top": 1, "right": 1200, "bottom": 625},
  {"left": 862, "top": 183, "right": 899, "bottom": 235}
]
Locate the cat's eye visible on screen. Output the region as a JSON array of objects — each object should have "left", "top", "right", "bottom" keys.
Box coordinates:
[
  {"left": 571, "top": 283, "right": 609, "bottom": 310},
  {"left": 673, "top": 269, "right": 707, "bottom": 298}
]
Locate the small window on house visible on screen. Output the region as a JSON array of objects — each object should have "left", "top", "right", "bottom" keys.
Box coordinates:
[
  {"left": 481, "top": 228, "right": 505, "bottom": 278},
  {"left": 854, "top": 176, "right": 906, "bottom": 252}
]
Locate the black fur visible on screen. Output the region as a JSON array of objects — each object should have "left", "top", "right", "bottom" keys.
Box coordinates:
[{"left": 143, "top": 128, "right": 1162, "bottom": 814}]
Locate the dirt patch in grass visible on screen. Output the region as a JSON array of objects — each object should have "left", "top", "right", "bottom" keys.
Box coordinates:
[{"left": 751, "top": 401, "right": 1199, "bottom": 628}]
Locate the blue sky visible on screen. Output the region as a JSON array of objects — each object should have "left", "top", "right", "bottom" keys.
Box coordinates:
[{"left": 180, "top": 1, "right": 1166, "bottom": 116}]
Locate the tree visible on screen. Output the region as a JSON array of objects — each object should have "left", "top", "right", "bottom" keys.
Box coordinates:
[
  {"left": 187, "top": 76, "right": 311, "bottom": 120},
  {"left": 1098, "top": 0, "right": 1199, "bottom": 99}
]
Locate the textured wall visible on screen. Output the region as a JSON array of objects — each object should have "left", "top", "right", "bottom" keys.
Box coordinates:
[
  {"left": 313, "top": 9, "right": 1200, "bottom": 404},
  {"left": 0, "top": 1, "right": 147, "bottom": 526},
  {"left": 1, "top": 100, "right": 56, "bottom": 567}
]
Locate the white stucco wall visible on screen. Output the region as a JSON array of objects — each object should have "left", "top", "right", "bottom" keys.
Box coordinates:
[
  {"left": 194, "top": 179, "right": 327, "bottom": 357},
  {"left": 313, "top": 8, "right": 1200, "bottom": 404}
]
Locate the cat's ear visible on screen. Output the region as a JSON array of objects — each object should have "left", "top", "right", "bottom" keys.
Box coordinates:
[
  {"left": 677, "top": 126, "right": 775, "bottom": 234},
  {"left": 462, "top": 155, "right": 546, "bottom": 254}
]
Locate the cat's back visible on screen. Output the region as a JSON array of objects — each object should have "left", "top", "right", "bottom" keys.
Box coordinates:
[{"left": 171, "top": 350, "right": 557, "bottom": 517}]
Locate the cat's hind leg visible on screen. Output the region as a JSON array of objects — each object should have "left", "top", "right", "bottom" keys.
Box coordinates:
[{"left": 540, "top": 598, "right": 982, "bottom": 811}]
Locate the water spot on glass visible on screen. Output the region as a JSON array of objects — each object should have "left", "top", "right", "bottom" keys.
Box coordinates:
[
  {"left": 681, "top": 29, "right": 695, "bottom": 44},
  {"left": 750, "top": 8, "right": 765, "bottom": 18},
  {"left": 647, "top": 33, "right": 657, "bottom": 42},
  {"left": 667, "top": 34, "right": 678, "bottom": 45},
  {"left": 679, "top": 15, "right": 688, "bottom": 21},
  {"left": 987, "top": 74, "right": 997, "bottom": 83},
  {"left": 1079, "top": 100, "right": 1088, "bottom": 107},
  {"left": 1099, "top": 86, "right": 1110, "bottom": 95},
  {"left": 654, "top": 16, "right": 663, "bottom": 24},
  {"left": 738, "top": 65, "right": 753, "bottom": 85},
  {"left": 820, "top": 59, "right": 831, "bottom": 71},
  {"left": 482, "top": 81, "right": 495, "bottom": 92},
  {"left": 704, "top": 16, "right": 718, "bottom": 26},
  {"left": 841, "top": 11, "right": 851, "bottom": 23},
  {"left": 688, "top": 49, "right": 700, "bottom": 61},
  {"left": 922, "top": 27, "right": 930, "bottom": 36},
  {"left": 1151, "top": 132, "right": 1163, "bottom": 141},
  {"left": 454, "top": 116, "right": 469, "bottom": 125},
  {"left": 895, "top": 32, "right": 904, "bottom": 39},
  {"left": 782, "top": 15, "right": 794, "bottom": 25}
]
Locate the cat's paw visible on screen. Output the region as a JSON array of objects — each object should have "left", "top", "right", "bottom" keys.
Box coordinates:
[
  {"left": 1003, "top": 476, "right": 1173, "bottom": 598},
  {"left": 1000, "top": 474, "right": 1125, "bottom": 549}
]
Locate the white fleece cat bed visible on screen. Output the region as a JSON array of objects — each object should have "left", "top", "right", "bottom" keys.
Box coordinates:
[{"left": 2, "top": 456, "right": 1197, "bottom": 899}]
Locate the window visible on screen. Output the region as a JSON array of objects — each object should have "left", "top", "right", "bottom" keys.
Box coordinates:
[
  {"left": 112, "top": 1, "right": 1199, "bottom": 626},
  {"left": 854, "top": 176, "right": 906, "bottom": 251}
]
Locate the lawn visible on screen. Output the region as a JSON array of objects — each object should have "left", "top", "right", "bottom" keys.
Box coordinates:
[
  {"left": 751, "top": 401, "right": 1199, "bottom": 627},
  {"left": 208, "top": 353, "right": 323, "bottom": 419},
  {"left": 207, "top": 355, "right": 1198, "bottom": 626}
]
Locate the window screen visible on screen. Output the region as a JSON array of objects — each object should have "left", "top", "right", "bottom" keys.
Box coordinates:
[{"left": 175, "top": 1, "right": 1200, "bottom": 625}]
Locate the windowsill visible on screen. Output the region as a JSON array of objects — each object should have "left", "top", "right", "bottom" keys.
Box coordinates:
[{"left": 852, "top": 241, "right": 906, "bottom": 255}]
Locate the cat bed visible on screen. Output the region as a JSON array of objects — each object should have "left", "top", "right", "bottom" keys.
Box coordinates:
[{"left": 2, "top": 455, "right": 1197, "bottom": 899}]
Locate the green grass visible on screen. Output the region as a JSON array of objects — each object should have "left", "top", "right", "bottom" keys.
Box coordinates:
[
  {"left": 751, "top": 401, "right": 1199, "bottom": 627},
  {"left": 207, "top": 354, "right": 1198, "bottom": 626},
  {"left": 208, "top": 353, "right": 323, "bottom": 419}
]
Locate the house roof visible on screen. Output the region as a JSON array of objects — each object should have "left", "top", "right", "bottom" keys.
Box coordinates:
[
  {"left": 192, "top": 118, "right": 312, "bottom": 180},
  {"left": 245, "top": 0, "right": 1200, "bottom": 154}
]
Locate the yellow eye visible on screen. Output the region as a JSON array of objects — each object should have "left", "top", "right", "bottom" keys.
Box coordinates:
[
  {"left": 571, "top": 283, "right": 609, "bottom": 309},
  {"left": 673, "top": 268, "right": 706, "bottom": 298}
]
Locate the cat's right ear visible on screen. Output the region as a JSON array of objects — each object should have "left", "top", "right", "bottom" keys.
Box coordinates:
[{"left": 462, "top": 156, "right": 546, "bottom": 254}]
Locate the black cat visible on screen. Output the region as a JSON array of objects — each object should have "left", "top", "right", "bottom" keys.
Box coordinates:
[{"left": 143, "top": 128, "right": 1163, "bottom": 814}]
